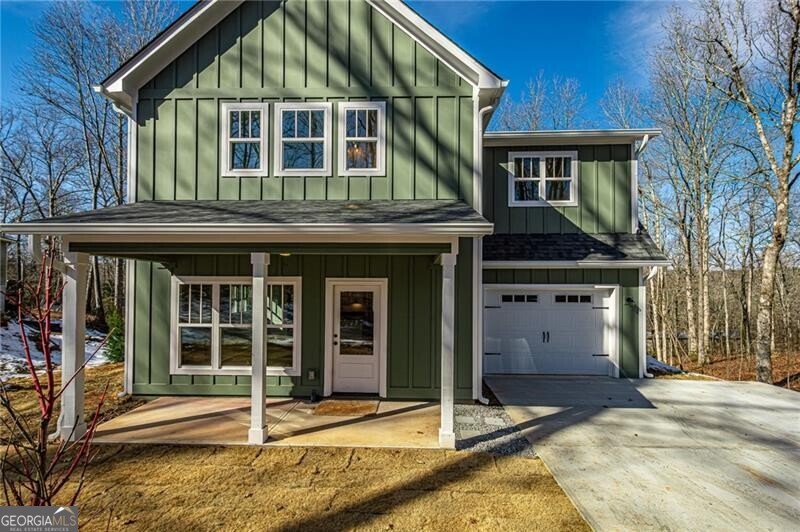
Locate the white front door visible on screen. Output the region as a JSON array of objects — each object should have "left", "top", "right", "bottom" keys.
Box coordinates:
[{"left": 332, "top": 284, "right": 381, "bottom": 393}]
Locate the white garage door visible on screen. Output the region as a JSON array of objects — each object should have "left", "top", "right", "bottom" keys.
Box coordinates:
[{"left": 484, "top": 289, "right": 613, "bottom": 376}]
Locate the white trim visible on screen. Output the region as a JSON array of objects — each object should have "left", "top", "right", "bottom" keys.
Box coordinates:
[
  {"left": 473, "top": 103, "right": 495, "bottom": 214},
  {"left": 364, "top": 1, "right": 505, "bottom": 89},
  {"left": 507, "top": 151, "right": 579, "bottom": 208},
  {"left": 482, "top": 284, "right": 620, "bottom": 378},
  {"left": 249, "top": 252, "right": 269, "bottom": 444},
  {"left": 123, "top": 259, "right": 135, "bottom": 395},
  {"left": 99, "top": 0, "right": 505, "bottom": 111},
  {"left": 169, "top": 275, "right": 302, "bottom": 377},
  {"left": 127, "top": 94, "right": 138, "bottom": 202},
  {"left": 102, "top": 0, "right": 241, "bottom": 110},
  {"left": 5, "top": 223, "right": 494, "bottom": 237},
  {"left": 59, "top": 250, "right": 90, "bottom": 441},
  {"left": 323, "top": 278, "right": 389, "bottom": 398},
  {"left": 484, "top": 129, "right": 662, "bottom": 146},
  {"left": 220, "top": 102, "right": 269, "bottom": 177},
  {"left": 482, "top": 260, "right": 672, "bottom": 269},
  {"left": 273, "top": 102, "right": 332, "bottom": 177},
  {"left": 439, "top": 251, "right": 457, "bottom": 448},
  {"left": 337, "top": 101, "right": 386, "bottom": 176},
  {"left": 638, "top": 267, "right": 646, "bottom": 378},
  {"left": 631, "top": 141, "right": 639, "bottom": 233}
]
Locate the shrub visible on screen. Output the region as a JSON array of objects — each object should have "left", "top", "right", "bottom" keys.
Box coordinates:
[{"left": 104, "top": 308, "right": 125, "bottom": 363}]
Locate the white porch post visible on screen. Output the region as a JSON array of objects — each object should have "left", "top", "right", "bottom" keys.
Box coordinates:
[
  {"left": 439, "top": 251, "right": 457, "bottom": 449},
  {"left": 60, "top": 251, "right": 89, "bottom": 441},
  {"left": 249, "top": 252, "right": 270, "bottom": 444}
]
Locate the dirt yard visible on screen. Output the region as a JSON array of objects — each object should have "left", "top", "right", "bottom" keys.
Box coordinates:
[
  {"left": 677, "top": 351, "right": 800, "bottom": 391},
  {"left": 2, "top": 365, "right": 587, "bottom": 531}
]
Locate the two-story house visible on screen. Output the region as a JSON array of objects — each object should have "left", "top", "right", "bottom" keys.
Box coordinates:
[{"left": 4, "top": 0, "right": 668, "bottom": 449}]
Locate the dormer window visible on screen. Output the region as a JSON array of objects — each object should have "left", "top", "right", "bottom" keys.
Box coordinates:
[
  {"left": 338, "top": 101, "right": 386, "bottom": 176},
  {"left": 508, "top": 151, "right": 578, "bottom": 207},
  {"left": 220, "top": 102, "right": 268, "bottom": 177},
  {"left": 274, "top": 102, "right": 332, "bottom": 176}
]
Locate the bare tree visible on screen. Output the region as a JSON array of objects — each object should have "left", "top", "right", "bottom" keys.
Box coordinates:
[
  {"left": 676, "top": 0, "right": 800, "bottom": 382},
  {"left": 493, "top": 71, "right": 593, "bottom": 131}
]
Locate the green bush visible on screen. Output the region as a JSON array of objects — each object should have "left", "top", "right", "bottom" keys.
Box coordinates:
[{"left": 104, "top": 308, "right": 125, "bottom": 363}]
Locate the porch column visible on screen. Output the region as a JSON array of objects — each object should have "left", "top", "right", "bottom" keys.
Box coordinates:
[
  {"left": 59, "top": 251, "right": 89, "bottom": 441},
  {"left": 249, "top": 252, "right": 270, "bottom": 444},
  {"left": 439, "top": 251, "right": 457, "bottom": 449}
]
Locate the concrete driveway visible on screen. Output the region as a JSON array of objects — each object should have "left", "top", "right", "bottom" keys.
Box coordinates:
[{"left": 486, "top": 376, "right": 800, "bottom": 532}]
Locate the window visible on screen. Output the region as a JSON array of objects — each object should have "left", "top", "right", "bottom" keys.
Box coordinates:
[
  {"left": 554, "top": 294, "right": 593, "bottom": 304},
  {"left": 501, "top": 294, "right": 538, "bottom": 304},
  {"left": 220, "top": 102, "right": 268, "bottom": 176},
  {"left": 171, "top": 277, "right": 302, "bottom": 376},
  {"left": 338, "top": 101, "right": 386, "bottom": 176},
  {"left": 274, "top": 103, "right": 332, "bottom": 176},
  {"left": 508, "top": 151, "right": 578, "bottom": 207}
]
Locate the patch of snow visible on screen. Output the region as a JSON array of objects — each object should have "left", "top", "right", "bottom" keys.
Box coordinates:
[
  {"left": 0, "top": 321, "right": 108, "bottom": 380},
  {"left": 646, "top": 355, "right": 683, "bottom": 376}
]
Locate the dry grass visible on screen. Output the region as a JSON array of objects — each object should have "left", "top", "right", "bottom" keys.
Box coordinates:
[
  {"left": 63, "top": 445, "right": 587, "bottom": 531},
  {"left": 0, "top": 363, "right": 144, "bottom": 439},
  {"left": 3, "top": 366, "right": 588, "bottom": 531}
]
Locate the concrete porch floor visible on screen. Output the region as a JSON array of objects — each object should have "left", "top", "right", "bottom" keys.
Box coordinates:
[{"left": 95, "top": 397, "right": 441, "bottom": 449}]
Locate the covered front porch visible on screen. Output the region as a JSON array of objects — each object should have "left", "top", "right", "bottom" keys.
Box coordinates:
[
  {"left": 3, "top": 200, "right": 491, "bottom": 449},
  {"left": 94, "top": 396, "right": 440, "bottom": 448}
]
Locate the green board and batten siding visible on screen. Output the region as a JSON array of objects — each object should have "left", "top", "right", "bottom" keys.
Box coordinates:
[
  {"left": 135, "top": 0, "right": 475, "bottom": 204},
  {"left": 132, "top": 248, "right": 474, "bottom": 400},
  {"left": 483, "top": 268, "right": 642, "bottom": 377},
  {"left": 130, "top": 0, "right": 478, "bottom": 399},
  {"left": 483, "top": 144, "right": 633, "bottom": 234}
]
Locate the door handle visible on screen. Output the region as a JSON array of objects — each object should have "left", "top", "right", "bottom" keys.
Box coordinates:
[
  {"left": 542, "top": 331, "right": 545, "bottom": 343},
  {"left": 546, "top": 331, "right": 550, "bottom": 343},
  {"left": 333, "top": 341, "right": 338, "bottom": 346}
]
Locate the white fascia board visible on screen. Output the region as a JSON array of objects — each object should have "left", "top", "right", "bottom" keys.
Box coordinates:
[
  {"left": 367, "top": 0, "right": 505, "bottom": 89},
  {"left": 484, "top": 129, "right": 662, "bottom": 147},
  {"left": 100, "top": 0, "right": 507, "bottom": 111},
  {"left": 101, "top": 0, "right": 243, "bottom": 111},
  {"left": 482, "top": 260, "right": 672, "bottom": 269},
  {"left": 1, "top": 223, "right": 494, "bottom": 237}
]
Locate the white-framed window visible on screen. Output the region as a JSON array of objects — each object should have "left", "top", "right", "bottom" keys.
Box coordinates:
[
  {"left": 507, "top": 151, "right": 578, "bottom": 207},
  {"left": 337, "top": 101, "right": 386, "bottom": 176},
  {"left": 273, "top": 102, "right": 332, "bottom": 176},
  {"left": 220, "top": 102, "right": 268, "bottom": 177},
  {"left": 170, "top": 276, "right": 302, "bottom": 377}
]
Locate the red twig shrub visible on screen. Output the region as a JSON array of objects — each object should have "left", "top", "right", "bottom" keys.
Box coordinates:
[{"left": 0, "top": 250, "right": 108, "bottom": 505}]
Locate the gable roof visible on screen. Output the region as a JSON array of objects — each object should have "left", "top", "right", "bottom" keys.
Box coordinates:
[{"left": 98, "top": 0, "right": 507, "bottom": 112}]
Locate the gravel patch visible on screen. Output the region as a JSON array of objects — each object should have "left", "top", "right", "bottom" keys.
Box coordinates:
[{"left": 454, "top": 403, "right": 535, "bottom": 456}]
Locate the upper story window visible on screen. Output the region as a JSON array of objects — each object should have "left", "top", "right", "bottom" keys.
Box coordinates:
[
  {"left": 220, "top": 102, "right": 268, "bottom": 177},
  {"left": 338, "top": 101, "right": 386, "bottom": 176},
  {"left": 508, "top": 151, "right": 578, "bottom": 207},
  {"left": 274, "top": 102, "right": 332, "bottom": 176}
]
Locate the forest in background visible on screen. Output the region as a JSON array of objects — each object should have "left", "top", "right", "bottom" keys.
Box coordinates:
[{"left": 1, "top": 0, "right": 798, "bottom": 388}]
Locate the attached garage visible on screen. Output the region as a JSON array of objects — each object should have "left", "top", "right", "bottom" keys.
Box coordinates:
[{"left": 483, "top": 286, "right": 618, "bottom": 377}]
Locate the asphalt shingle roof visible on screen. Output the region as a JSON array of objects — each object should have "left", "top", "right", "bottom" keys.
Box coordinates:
[
  {"left": 26, "top": 200, "right": 490, "bottom": 227},
  {"left": 483, "top": 232, "right": 669, "bottom": 263}
]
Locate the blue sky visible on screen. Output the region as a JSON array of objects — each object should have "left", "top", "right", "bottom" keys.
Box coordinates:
[{"left": 0, "top": 0, "right": 673, "bottom": 125}]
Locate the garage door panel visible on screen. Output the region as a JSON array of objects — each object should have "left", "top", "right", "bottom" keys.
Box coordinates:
[{"left": 484, "top": 288, "right": 611, "bottom": 376}]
